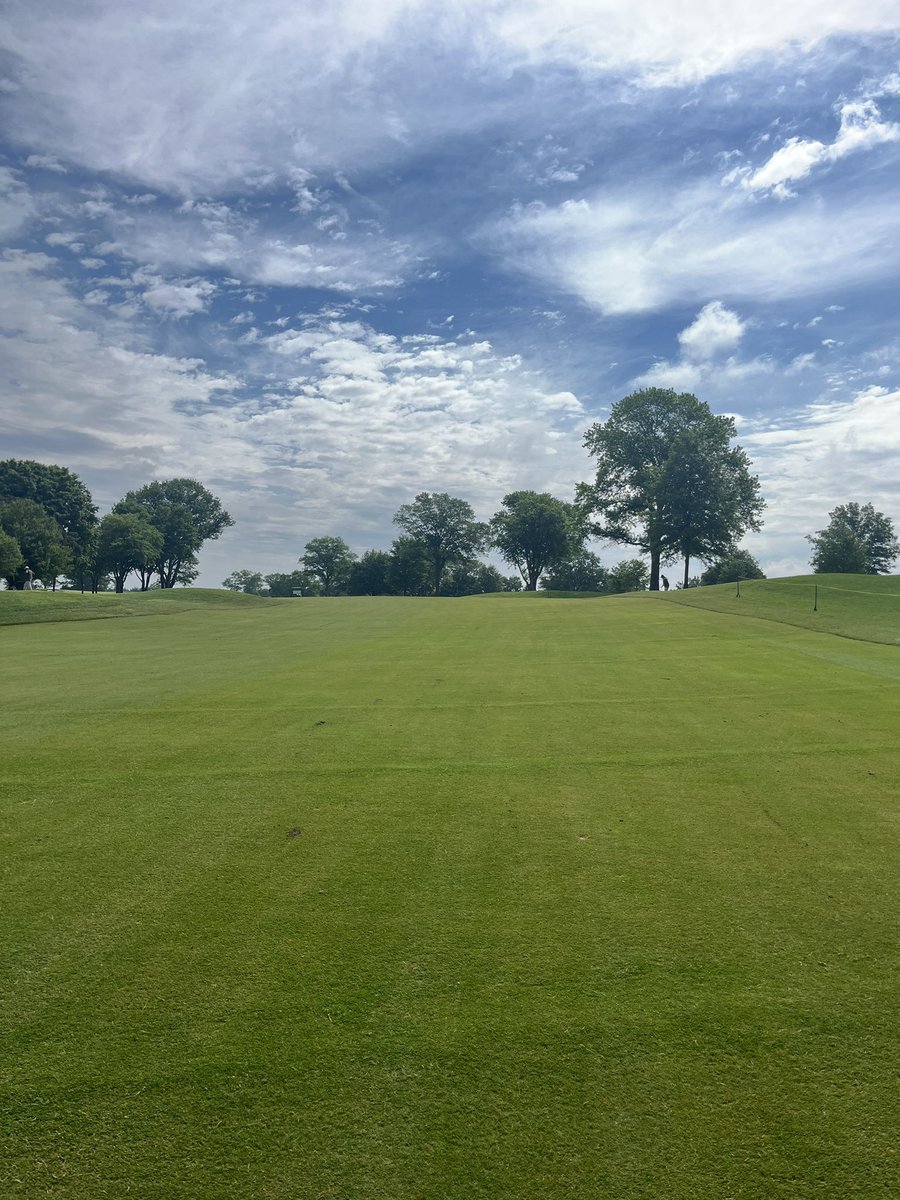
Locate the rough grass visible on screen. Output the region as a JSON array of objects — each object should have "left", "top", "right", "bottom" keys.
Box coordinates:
[
  {"left": 1, "top": 590, "right": 898, "bottom": 1199},
  {"left": 661, "top": 573, "right": 900, "bottom": 645}
]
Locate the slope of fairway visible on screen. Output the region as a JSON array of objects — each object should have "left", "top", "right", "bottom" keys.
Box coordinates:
[
  {"left": 0, "top": 586, "right": 270, "bottom": 626},
  {"left": 661, "top": 573, "right": 900, "bottom": 645},
  {"left": 2, "top": 595, "right": 898, "bottom": 1200}
]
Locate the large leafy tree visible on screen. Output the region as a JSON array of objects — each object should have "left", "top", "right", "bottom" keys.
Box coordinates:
[
  {"left": 490, "top": 491, "right": 583, "bottom": 590},
  {"left": 658, "top": 424, "right": 764, "bottom": 587},
  {"left": 441, "top": 560, "right": 505, "bottom": 596},
  {"left": 114, "top": 479, "right": 233, "bottom": 588},
  {"left": 809, "top": 503, "right": 898, "bottom": 575},
  {"left": 0, "top": 498, "right": 71, "bottom": 587},
  {"left": 700, "top": 548, "right": 766, "bottom": 585},
  {"left": 222, "top": 569, "right": 268, "bottom": 595},
  {"left": 606, "top": 558, "right": 649, "bottom": 594},
  {"left": 0, "top": 460, "right": 97, "bottom": 573},
  {"left": 393, "top": 492, "right": 487, "bottom": 595},
  {"left": 578, "top": 389, "right": 763, "bottom": 591},
  {"left": 98, "top": 513, "right": 164, "bottom": 593},
  {"left": 301, "top": 537, "right": 356, "bottom": 595}
]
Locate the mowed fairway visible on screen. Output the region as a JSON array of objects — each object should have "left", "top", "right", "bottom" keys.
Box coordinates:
[{"left": 1, "top": 590, "right": 898, "bottom": 1200}]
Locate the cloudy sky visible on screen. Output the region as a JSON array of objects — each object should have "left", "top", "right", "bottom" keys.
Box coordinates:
[{"left": 2, "top": 1, "right": 899, "bottom": 584}]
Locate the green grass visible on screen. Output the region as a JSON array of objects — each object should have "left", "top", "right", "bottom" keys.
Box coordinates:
[
  {"left": 0, "top": 586, "right": 270, "bottom": 626},
  {"left": 661, "top": 573, "right": 900, "bottom": 645},
  {"left": 2, "top": 589, "right": 898, "bottom": 1198}
]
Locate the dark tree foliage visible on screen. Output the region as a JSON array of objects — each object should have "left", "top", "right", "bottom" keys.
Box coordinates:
[
  {"left": 0, "top": 460, "right": 97, "bottom": 572},
  {"left": 578, "top": 389, "right": 763, "bottom": 590},
  {"left": 394, "top": 493, "right": 487, "bottom": 595},
  {"left": 348, "top": 550, "right": 393, "bottom": 595},
  {"left": 98, "top": 513, "right": 164, "bottom": 593},
  {"left": 222, "top": 569, "right": 267, "bottom": 595},
  {"left": 490, "top": 491, "right": 583, "bottom": 590},
  {"left": 541, "top": 550, "right": 607, "bottom": 592},
  {"left": 808, "top": 503, "right": 899, "bottom": 575},
  {"left": 301, "top": 536, "right": 357, "bottom": 595},
  {"left": 0, "top": 529, "right": 23, "bottom": 579},
  {"left": 606, "top": 558, "right": 649, "bottom": 594},
  {"left": 114, "top": 478, "right": 233, "bottom": 588},
  {"left": 440, "top": 560, "right": 505, "bottom": 596},
  {"left": 0, "top": 498, "right": 71, "bottom": 587},
  {"left": 387, "top": 537, "right": 431, "bottom": 596},
  {"left": 700, "top": 548, "right": 766, "bottom": 585}
]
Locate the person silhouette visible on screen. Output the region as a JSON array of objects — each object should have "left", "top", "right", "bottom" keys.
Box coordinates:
[
  {"left": 660, "top": 574, "right": 669, "bottom": 591},
  {"left": 23, "top": 565, "right": 34, "bottom": 590}
]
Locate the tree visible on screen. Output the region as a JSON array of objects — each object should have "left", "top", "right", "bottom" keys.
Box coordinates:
[
  {"left": 0, "top": 499, "right": 71, "bottom": 588},
  {"left": 607, "top": 558, "right": 649, "bottom": 594},
  {"left": 808, "top": 523, "right": 870, "bottom": 574},
  {"left": 222, "top": 569, "right": 267, "bottom": 595},
  {"left": 490, "top": 491, "right": 583, "bottom": 590},
  {"left": 502, "top": 575, "right": 523, "bottom": 591},
  {"left": 393, "top": 493, "right": 487, "bottom": 595},
  {"left": 658, "top": 424, "right": 764, "bottom": 587},
  {"left": 0, "top": 529, "right": 22, "bottom": 581},
  {"left": 809, "top": 503, "right": 898, "bottom": 575},
  {"left": 114, "top": 478, "right": 233, "bottom": 588},
  {"left": 388, "top": 537, "right": 431, "bottom": 596},
  {"left": 578, "top": 389, "right": 763, "bottom": 591},
  {"left": 97, "top": 513, "right": 164, "bottom": 593},
  {"left": 441, "top": 560, "right": 505, "bottom": 596},
  {"left": 541, "top": 549, "right": 608, "bottom": 592},
  {"left": 348, "top": 550, "right": 393, "bottom": 595},
  {"left": 264, "top": 570, "right": 321, "bottom": 597},
  {"left": 700, "top": 548, "right": 766, "bottom": 585},
  {"left": 301, "top": 537, "right": 356, "bottom": 595},
  {"left": 0, "top": 459, "right": 97, "bottom": 581}
]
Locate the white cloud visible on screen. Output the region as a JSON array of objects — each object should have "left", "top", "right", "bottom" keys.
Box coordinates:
[
  {"left": 488, "top": 183, "right": 900, "bottom": 314},
  {"left": 139, "top": 276, "right": 217, "bottom": 318},
  {"left": 0, "top": 168, "right": 35, "bottom": 238},
  {"left": 3, "top": 2, "right": 898, "bottom": 195},
  {"left": 732, "top": 99, "right": 900, "bottom": 197},
  {"left": 678, "top": 301, "right": 745, "bottom": 359},
  {"left": 24, "top": 153, "right": 66, "bottom": 172}
]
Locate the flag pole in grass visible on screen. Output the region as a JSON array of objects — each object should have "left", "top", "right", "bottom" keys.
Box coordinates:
[{"left": 813, "top": 584, "right": 818, "bottom": 612}]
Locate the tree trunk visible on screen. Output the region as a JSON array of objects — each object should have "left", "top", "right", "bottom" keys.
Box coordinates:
[
  {"left": 682, "top": 555, "right": 690, "bottom": 589},
  {"left": 649, "top": 547, "right": 660, "bottom": 591}
]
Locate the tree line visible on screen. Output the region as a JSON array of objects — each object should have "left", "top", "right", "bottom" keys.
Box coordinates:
[
  {"left": 3, "top": 388, "right": 897, "bottom": 593},
  {"left": 0, "top": 463, "right": 233, "bottom": 591}
]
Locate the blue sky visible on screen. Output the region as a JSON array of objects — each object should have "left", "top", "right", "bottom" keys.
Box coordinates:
[{"left": 2, "top": 1, "right": 899, "bottom": 584}]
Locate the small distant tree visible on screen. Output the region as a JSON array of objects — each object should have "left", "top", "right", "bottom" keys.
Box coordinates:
[
  {"left": 394, "top": 493, "right": 487, "bottom": 595},
  {"left": 388, "top": 537, "right": 431, "bottom": 596},
  {"left": 265, "top": 570, "right": 321, "bottom": 597},
  {"left": 222, "top": 569, "right": 267, "bottom": 595},
  {"left": 490, "top": 491, "right": 583, "bottom": 590},
  {"left": 607, "top": 558, "right": 649, "bottom": 594},
  {"left": 542, "top": 549, "right": 608, "bottom": 592},
  {"left": 808, "top": 503, "right": 898, "bottom": 575},
  {"left": 301, "top": 537, "right": 357, "bottom": 595},
  {"left": 502, "top": 575, "right": 523, "bottom": 592},
  {"left": 701, "top": 548, "right": 766, "bottom": 585},
  {"left": 98, "top": 513, "right": 165, "bottom": 593},
  {"left": 348, "top": 550, "right": 393, "bottom": 595}
]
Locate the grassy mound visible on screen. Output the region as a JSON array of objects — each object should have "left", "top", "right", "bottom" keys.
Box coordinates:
[
  {"left": 0, "top": 586, "right": 272, "bottom": 626},
  {"left": 2, "top": 595, "right": 897, "bottom": 1198},
  {"left": 661, "top": 573, "right": 900, "bottom": 645}
]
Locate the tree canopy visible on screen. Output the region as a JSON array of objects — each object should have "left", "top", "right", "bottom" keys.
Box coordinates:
[
  {"left": 393, "top": 493, "right": 487, "bottom": 595},
  {"left": 578, "top": 389, "right": 763, "bottom": 590},
  {"left": 700, "top": 548, "right": 766, "bottom": 585},
  {"left": 98, "top": 513, "right": 164, "bottom": 593},
  {"left": 114, "top": 478, "right": 233, "bottom": 589},
  {"left": 0, "top": 498, "right": 71, "bottom": 588},
  {"left": 808, "top": 503, "right": 899, "bottom": 575},
  {"left": 301, "top": 536, "right": 357, "bottom": 595},
  {"left": 490, "top": 491, "right": 582, "bottom": 590},
  {"left": 0, "top": 459, "right": 97, "bottom": 560}
]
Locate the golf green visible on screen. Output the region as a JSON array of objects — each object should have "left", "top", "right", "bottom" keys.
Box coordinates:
[{"left": 2, "top": 587, "right": 897, "bottom": 1199}]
